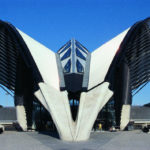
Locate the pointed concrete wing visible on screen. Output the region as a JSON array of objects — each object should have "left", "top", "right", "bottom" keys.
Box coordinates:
[
  {"left": 0, "top": 21, "right": 75, "bottom": 138},
  {"left": 71, "top": 30, "right": 131, "bottom": 141},
  {"left": 18, "top": 30, "right": 75, "bottom": 141},
  {"left": 88, "top": 28, "right": 130, "bottom": 90},
  {"left": 17, "top": 29, "right": 60, "bottom": 90},
  {"left": 75, "top": 82, "right": 113, "bottom": 141},
  {"left": 17, "top": 29, "right": 60, "bottom": 111}
]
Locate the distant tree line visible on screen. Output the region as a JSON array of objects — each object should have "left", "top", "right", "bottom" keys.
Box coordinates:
[{"left": 144, "top": 103, "right": 150, "bottom": 107}]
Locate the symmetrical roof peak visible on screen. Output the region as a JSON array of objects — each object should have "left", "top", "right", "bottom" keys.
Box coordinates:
[{"left": 57, "top": 39, "right": 89, "bottom": 74}]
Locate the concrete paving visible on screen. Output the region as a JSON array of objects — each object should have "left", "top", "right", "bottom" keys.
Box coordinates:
[{"left": 0, "top": 130, "right": 150, "bottom": 150}]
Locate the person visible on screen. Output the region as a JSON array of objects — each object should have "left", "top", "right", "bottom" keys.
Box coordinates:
[
  {"left": 98, "top": 123, "right": 102, "bottom": 131},
  {"left": 142, "top": 125, "right": 149, "bottom": 133},
  {"left": 0, "top": 125, "right": 4, "bottom": 134}
]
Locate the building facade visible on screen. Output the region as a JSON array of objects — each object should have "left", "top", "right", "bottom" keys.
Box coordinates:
[{"left": 0, "top": 18, "right": 150, "bottom": 141}]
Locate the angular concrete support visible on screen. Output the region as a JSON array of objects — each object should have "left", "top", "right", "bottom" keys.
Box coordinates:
[
  {"left": 35, "top": 82, "right": 113, "bottom": 141},
  {"left": 75, "top": 82, "right": 113, "bottom": 141},
  {"left": 34, "top": 89, "right": 49, "bottom": 111},
  {"left": 120, "top": 104, "right": 131, "bottom": 130},
  {"left": 15, "top": 95, "right": 27, "bottom": 131},
  {"left": 16, "top": 105, "right": 27, "bottom": 131},
  {"left": 35, "top": 83, "right": 75, "bottom": 141}
]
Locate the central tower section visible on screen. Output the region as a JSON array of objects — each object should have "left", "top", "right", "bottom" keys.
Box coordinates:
[{"left": 56, "top": 39, "right": 91, "bottom": 93}]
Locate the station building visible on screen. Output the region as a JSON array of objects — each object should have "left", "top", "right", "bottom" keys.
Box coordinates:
[{"left": 0, "top": 18, "right": 150, "bottom": 141}]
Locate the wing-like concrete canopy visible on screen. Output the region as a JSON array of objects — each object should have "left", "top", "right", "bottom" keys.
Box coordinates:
[
  {"left": 88, "top": 28, "right": 129, "bottom": 90},
  {"left": 18, "top": 31, "right": 113, "bottom": 141}
]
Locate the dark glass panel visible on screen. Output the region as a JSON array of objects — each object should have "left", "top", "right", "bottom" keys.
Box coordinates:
[
  {"left": 95, "top": 98, "right": 116, "bottom": 130},
  {"left": 58, "top": 41, "right": 71, "bottom": 54},
  {"left": 76, "top": 59, "right": 84, "bottom": 73},
  {"left": 76, "top": 48, "right": 86, "bottom": 60},
  {"left": 32, "top": 100, "right": 57, "bottom": 131},
  {"left": 64, "top": 59, "right": 71, "bottom": 73},
  {"left": 76, "top": 41, "right": 88, "bottom": 54},
  {"left": 61, "top": 48, "right": 71, "bottom": 61}
]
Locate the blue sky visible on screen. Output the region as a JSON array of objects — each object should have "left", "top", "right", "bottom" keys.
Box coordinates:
[{"left": 0, "top": 0, "right": 150, "bottom": 106}]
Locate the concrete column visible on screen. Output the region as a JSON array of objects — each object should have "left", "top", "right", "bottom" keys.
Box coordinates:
[
  {"left": 75, "top": 82, "right": 113, "bottom": 141},
  {"left": 15, "top": 96, "right": 27, "bottom": 131},
  {"left": 120, "top": 104, "right": 131, "bottom": 130},
  {"left": 114, "top": 61, "right": 131, "bottom": 129},
  {"left": 36, "top": 83, "right": 75, "bottom": 141}
]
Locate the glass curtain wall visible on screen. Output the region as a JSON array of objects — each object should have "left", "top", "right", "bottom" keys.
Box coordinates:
[
  {"left": 32, "top": 98, "right": 56, "bottom": 132},
  {"left": 95, "top": 97, "right": 116, "bottom": 130}
]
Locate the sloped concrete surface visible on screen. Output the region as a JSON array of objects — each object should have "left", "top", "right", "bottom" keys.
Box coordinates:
[{"left": 0, "top": 131, "right": 150, "bottom": 150}]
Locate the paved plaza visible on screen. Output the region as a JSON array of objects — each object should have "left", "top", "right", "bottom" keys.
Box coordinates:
[{"left": 0, "top": 130, "right": 150, "bottom": 150}]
